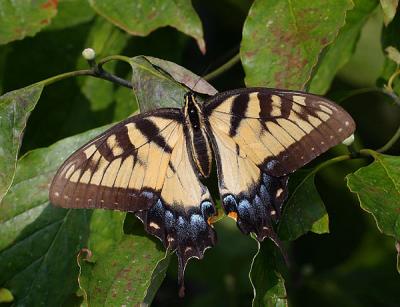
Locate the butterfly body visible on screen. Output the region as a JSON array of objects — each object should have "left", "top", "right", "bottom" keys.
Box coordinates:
[
  {"left": 183, "top": 92, "right": 213, "bottom": 178},
  {"left": 49, "top": 87, "right": 355, "bottom": 294}
]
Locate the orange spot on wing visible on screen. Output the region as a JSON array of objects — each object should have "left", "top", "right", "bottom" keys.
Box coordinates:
[{"left": 228, "top": 211, "right": 238, "bottom": 221}]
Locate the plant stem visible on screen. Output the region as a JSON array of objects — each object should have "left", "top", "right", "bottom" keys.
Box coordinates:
[
  {"left": 98, "top": 54, "right": 132, "bottom": 66},
  {"left": 377, "top": 124, "right": 400, "bottom": 153},
  {"left": 312, "top": 154, "right": 353, "bottom": 174},
  {"left": 36, "top": 56, "right": 133, "bottom": 89},
  {"left": 37, "top": 70, "right": 94, "bottom": 87},
  {"left": 337, "top": 87, "right": 400, "bottom": 106},
  {"left": 204, "top": 53, "right": 241, "bottom": 81},
  {"left": 387, "top": 69, "right": 400, "bottom": 92},
  {"left": 338, "top": 86, "right": 400, "bottom": 153}
]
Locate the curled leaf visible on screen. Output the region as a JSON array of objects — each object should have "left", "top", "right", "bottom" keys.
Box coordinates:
[{"left": 129, "top": 56, "right": 217, "bottom": 112}]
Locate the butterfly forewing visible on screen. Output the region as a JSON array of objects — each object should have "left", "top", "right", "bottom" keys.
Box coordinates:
[
  {"left": 50, "top": 109, "right": 182, "bottom": 211},
  {"left": 205, "top": 88, "right": 355, "bottom": 177}
]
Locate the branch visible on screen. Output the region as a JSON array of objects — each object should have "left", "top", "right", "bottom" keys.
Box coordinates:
[
  {"left": 38, "top": 50, "right": 133, "bottom": 89},
  {"left": 203, "top": 53, "right": 241, "bottom": 81}
]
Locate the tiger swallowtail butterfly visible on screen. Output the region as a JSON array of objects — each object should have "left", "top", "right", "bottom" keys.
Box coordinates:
[{"left": 49, "top": 88, "right": 355, "bottom": 296}]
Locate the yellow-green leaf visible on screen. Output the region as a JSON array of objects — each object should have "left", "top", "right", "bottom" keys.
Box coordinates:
[{"left": 0, "top": 288, "right": 13, "bottom": 303}]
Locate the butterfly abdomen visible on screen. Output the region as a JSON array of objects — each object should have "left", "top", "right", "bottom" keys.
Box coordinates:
[{"left": 189, "top": 129, "right": 213, "bottom": 177}]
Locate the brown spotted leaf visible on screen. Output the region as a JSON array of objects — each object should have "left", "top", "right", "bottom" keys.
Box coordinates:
[
  {"left": 78, "top": 211, "right": 170, "bottom": 306},
  {"left": 88, "top": 0, "right": 205, "bottom": 52},
  {"left": 0, "top": 0, "right": 58, "bottom": 44},
  {"left": 308, "top": 0, "right": 379, "bottom": 94},
  {"left": 241, "top": 0, "right": 353, "bottom": 89}
]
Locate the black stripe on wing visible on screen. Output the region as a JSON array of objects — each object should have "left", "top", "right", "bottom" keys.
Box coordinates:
[{"left": 204, "top": 87, "right": 355, "bottom": 177}]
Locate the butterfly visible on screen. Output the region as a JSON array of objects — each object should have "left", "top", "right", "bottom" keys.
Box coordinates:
[{"left": 49, "top": 87, "right": 355, "bottom": 295}]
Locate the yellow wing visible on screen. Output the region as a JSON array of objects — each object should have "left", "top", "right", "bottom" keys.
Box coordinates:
[
  {"left": 204, "top": 88, "right": 355, "bottom": 240},
  {"left": 50, "top": 109, "right": 182, "bottom": 212},
  {"left": 50, "top": 109, "right": 216, "bottom": 292}
]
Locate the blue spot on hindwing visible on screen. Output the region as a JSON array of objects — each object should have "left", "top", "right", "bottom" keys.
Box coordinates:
[
  {"left": 164, "top": 210, "right": 174, "bottom": 229},
  {"left": 141, "top": 191, "right": 153, "bottom": 199},
  {"left": 237, "top": 199, "right": 251, "bottom": 217},
  {"left": 223, "top": 195, "right": 237, "bottom": 212},
  {"left": 201, "top": 201, "right": 214, "bottom": 217}
]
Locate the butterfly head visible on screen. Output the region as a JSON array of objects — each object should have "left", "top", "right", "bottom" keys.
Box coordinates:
[
  {"left": 183, "top": 91, "right": 197, "bottom": 107},
  {"left": 183, "top": 91, "right": 203, "bottom": 125}
]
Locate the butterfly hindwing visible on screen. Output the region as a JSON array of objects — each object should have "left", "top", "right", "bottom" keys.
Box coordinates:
[
  {"left": 204, "top": 88, "right": 355, "bottom": 239},
  {"left": 50, "top": 108, "right": 216, "bottom": 292}
]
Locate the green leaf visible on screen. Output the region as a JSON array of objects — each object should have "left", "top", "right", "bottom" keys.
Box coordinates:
[
  {"left": 241, "top": 0, "right": 353, "bottom": 89},
  {"left": 250, "top": 239, "right": 288, "bottom": 307},
  {"left": 45, "top": 0, "right": 95, "bottom": 31},
  {"left": 347, "top": 151, "right": 400, "bottom": 240},
  {"left": 129, "top": 56, "right": 217, "bottom": 112},
  {"left": 0, "top": 0, "right": 58, "bottom": 45},
  {"left": 380, "top": 0, "right": 399, "bottom": 26},
  {"left": 0, "top": 288, "right": 13, "bottom": 303},
  {"left": 79, "top": 211, "right": 170, "bottom": 306},
  {"left": 278, "top": 170, "right": 329, "bottom": 241},
  {"left": 88, "top": 0, "right": 205, "bottom": 53},
  {"left": 0, "top": 84, "right": 43, "bottom": 203},
  {"left": 308, "top": 0, "right": 379, "bottom": 94},
  {"left": 0, "top": 126, "right": 108, "bottom": 305}
]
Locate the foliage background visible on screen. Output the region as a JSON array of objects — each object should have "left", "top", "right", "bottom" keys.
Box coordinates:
[{"left": 0, "top": 0, "right": 399, "bottom": 306}]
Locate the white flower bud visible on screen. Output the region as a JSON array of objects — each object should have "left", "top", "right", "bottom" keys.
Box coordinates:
[
  {"left": 342, "top": 134, "right": 355, "bottom": 146},
  {"left": 82, "top": 48, "right": 96, "bottom": 60}
]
